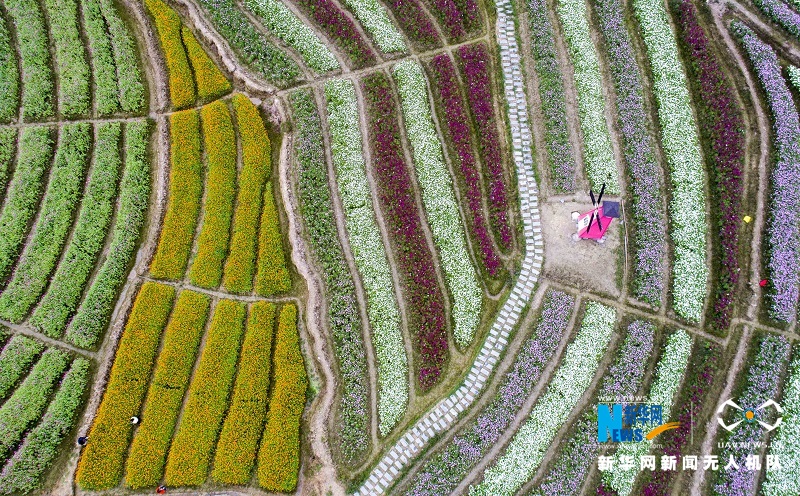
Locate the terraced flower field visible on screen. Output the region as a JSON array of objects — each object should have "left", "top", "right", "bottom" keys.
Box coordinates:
[{"left": 0, "top": 0, "right": 798, "bottom": 492}]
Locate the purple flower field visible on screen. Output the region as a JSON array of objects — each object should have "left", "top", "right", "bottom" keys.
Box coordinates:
[
  {"left": 407, "top": 290, "right": 574, "bottom": 495},
  {"left": 733, "top": 21, "right": 800, "bottom": 323},
  {"left": 713, "top": 333, "right": 790, "bottom": 495},
  {"left": 535, "top": 321, "right": 655, "bottom": 496},
  {"left": 677, "top": 0, "right": 744, "bottom": 332},
  {"left": 290, "top": 0, "right": 376, "bottom": 68},
  {"left": 593, "top": 0, "right": 666, "bottom": 306}
]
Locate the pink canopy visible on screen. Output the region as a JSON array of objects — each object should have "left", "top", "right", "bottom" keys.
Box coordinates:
[{"left": 577, "top": 205, "right": 613, "bottom": 240}]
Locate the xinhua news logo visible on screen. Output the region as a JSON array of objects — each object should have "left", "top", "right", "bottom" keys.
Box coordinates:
[
  {"left": 716, "top": 398, "right": 783, "bottom": 432},
  {"left": 597, "top": 403, "right": 680, "bottom": 443}
]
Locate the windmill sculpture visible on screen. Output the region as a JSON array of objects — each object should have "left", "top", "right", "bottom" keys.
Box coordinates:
[{"left": 574, "top": 183, "right": 620, "bottom": 241}]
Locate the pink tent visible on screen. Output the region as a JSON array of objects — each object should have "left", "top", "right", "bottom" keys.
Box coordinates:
[{"left": 577, "top": 204, "right": 614, "bottom": 240}]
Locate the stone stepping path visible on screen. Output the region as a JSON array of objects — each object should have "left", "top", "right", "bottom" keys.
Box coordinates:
[{"left": 354, "top": 1, "right": 542, "bottom": 492}]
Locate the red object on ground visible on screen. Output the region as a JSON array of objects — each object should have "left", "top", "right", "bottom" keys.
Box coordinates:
[
  {"left": 156, "top": 486, "right": 166, "bottom": 494},
  {"left": 759, "top": 279, "right": 768, "bottom": 287},
  {"left": 577, "top": 205, "right": 614, "bottom": 240}
]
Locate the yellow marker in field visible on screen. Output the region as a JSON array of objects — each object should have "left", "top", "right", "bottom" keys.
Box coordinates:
[{"left": 744, "top": 215, "right": 752, "bottom": 223}]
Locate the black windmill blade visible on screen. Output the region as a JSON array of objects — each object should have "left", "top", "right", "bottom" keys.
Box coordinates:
[
  {"left": 589, "top": 188, "right": 596, "bottom": 207},
  {"left": 597, "top": 183, "right": 606, "bottom": 204},
  {"left": 595, "top": 211, "right": 603, "bottom": 232},
  {"left": 588, "top": 211, "right": 596, "bottom": 233}
]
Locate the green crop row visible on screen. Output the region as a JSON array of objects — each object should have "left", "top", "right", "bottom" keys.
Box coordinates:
[
  {"left": 0, "top": 335, "right": 45, "bottom": 403},
  {"left": 75, "top": 282, "right": 176, "bottom": 490},
  {"left": 0, "top": 128, "right": 17, "bottom": 207},
  {"left": 145, "top": 0, "right": 196, "bottom": 109},
  {"left": 0, "top": 123, "right": 91, "bottom": 322},
  {"left": 212, "top": 301, "right": 276, "bottom": 484},
  {"left": 182, "top": 27, "right": 231, "bottom": 101},
  {"left": 257, "top": 303, "right": 307, "bottom": 492},
  {"left": 81, "top": 0, "right": 119, "bottom": 114},
  {"left": 0, "top": 16, "right": 19, "bottom": 121},
  {"left": 194, "top": 0, "right": 299, "bottom": 87},
  {"left": 255, "top": 182, "right": 291, "bottom": 296},
  {"left": 164, "top": 299, "right": 246, "bottom": 486},
  {"left": 5, "top": 0, "right": 54, "bottom": 120},
  {"left": 125, "top": 290, "right": 211, "bottom": 488},
  {"left": 289, "top": 89, "right": 368, "bottom": 462},
  {"left": 150, "top": 110, "right": 203, "bottom": 280},
  {"left": 223, "top": 95, "right": 271, "bottom": 294},
  {"left": 97, "top": 0, "right": 145, "bottom": 112},
  {"left": 66, "top": 120, "right": 151, "bottom": 349},
  {"left": 189, "top": 100, "right": 236, "bottom": 289},
  {"left": 0, "top": 358, "right": 89, "bottom": 494},
  {"left": 30, "top": 122, "right": 122, "bottom": 338},
  {"left": 0, "top": 348, "right": 71, "bottom": 464},
  {"left": 44, "top": 0, "right": 90, "bottom": 117},
  {"left": 0, "top": 127, "right": 54, "bottom": 284}
]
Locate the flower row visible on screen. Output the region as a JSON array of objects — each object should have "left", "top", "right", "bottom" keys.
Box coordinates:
[
  {"left": 164, "top": 300, "right": 247, "bottom": 486},
  {"left": 324, "top": 78, "right": 407, "bottom": 435},
  {"left": 44, "top": 0, "right": 89, "bottom": 117},
  {"left": 255, "top": 185, "right": 292, "bottom": 295},
  {"left": 23, "top": 122, "right": 116, "bottom": 339},
  {"left": 145, "top": 0, "right": 195, "bottom": 109},
  {"left": 602, "top": 329, "right": 693, "bottom": 496},
  {"left": 0, "top": 127, "right": 54, "bottom": 284},
  {"left": 0, "top": 335, "right": 45, "bottom": 403},
  {"left": 471, "top": 301, "right": 616, "bottom": 496},
  {"left": 290, "top": 0, "right": 376, "bottom": 69},
  {"left": 340, "top": 0, "right": 406, "bottom": 53},
  {"left": 393, "top": 59, "right": 482, "bottom": 347},
  {"left": 525, "top": 0, "right": 576, "bottom": 192},
  {"left": 712, "top": 332, "right": 791, "bottom": 495},
  {"left": 0, "top": 123, "right": 91, "bottom": 323},
  {"left": 214, "top": 302, "right": 276, "bottom": 484},
  {"left": 535, "top": 321, "right": 656, "bottom": 496},
  {"left": 732, "top": 22, "right": 800, "bottom": 323},
  {"left": 222, "top": 94, "right": 276, "bottom": 294},
  {"left": 754, "top": 0, "right": 800, "bottom": 41},
  {"left": 0, "top": 129, "right": 12, "bottom": 196},
  {"left": 408, "top": 290, "right": 575, "bottom": 496},
  {"left": 145, "top": 0, "right": 231, "bottom": 108},
  {"left": 639, "top": 339, "right": 719, "bottom": 494},
  {"left": 457, "top": 43, "right": 513, "bottom": 248},
  {"left": 94, "top": 0, "right": 146, "bottom": 112},
  {"left": 181, "top": 27, "right": 232, "bottom": 101},
  {"left": 363, "top": 72, "right": 448, "bottom": 389},
  {"left": 676, "top": 0, "right": 744, "bottom": 333},
  {"left": 593, "top": 0, "right": 666, "bottom": 305},
  {"left": 0, "top": 357, "right": 89, "bottom": 494},
  {"left": 245, "top": 0, "right": 339, "bottom": 74},
  {"left": 255, "top": 304, "right": 307, "bottom": 492},
  {"left": 75, "top": 282, "right": 177, "bottom": 490},
  {"left": 63, "top": 120, "right": 151, "bottom": 349},
  {"left": 762, "top": 348, "right": 800, "bottom": 495},
  {"left": 0, "top": 17, "right": 16, "bottom": 120},
  {"left": 0, "top": 348, "right": 72, "bottom": 464},
  {"left": 195, "top": 0, "right": 299, "bottom": 87},
  {"left": 634, "top": 0, "right": 708, "bottom": 322},
  {"left": 150, "top": 109, "right": 203, "bottom": 280},
  {"left": 383, "top": 0, "right": 440, "bottom": 51},
  {"left": 290, "top": 89, "right": 370, "bottom": 462},
  {"left": 187, "top": 101, "right": 237, "bottom": 288},
  {"left": 555, "top": 0, "right": 618, "bottom": 193},
  {"left": 124, "top": 290, "right": 212, "bottom": 488},
  {"left": 428, "top": 53, "right": 502, "bottom": 277},
  {"left": 81, "top": 0, "right": 124, "bottom": 115}
]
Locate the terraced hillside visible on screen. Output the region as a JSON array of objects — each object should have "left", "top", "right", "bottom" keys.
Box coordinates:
[{"left": 0, "top": 0, "right": 799, "bottom": 492}]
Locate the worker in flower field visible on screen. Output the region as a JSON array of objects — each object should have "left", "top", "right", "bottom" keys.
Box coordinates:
[
  {"left": 77, "top": 436, "right": 88, "bottom": 446},
  {"left": 156, "top": 485, "right": 167, "bottom": 494},
  {"left": 130, "top": 416, "right": 140, "bottom": 425}
]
